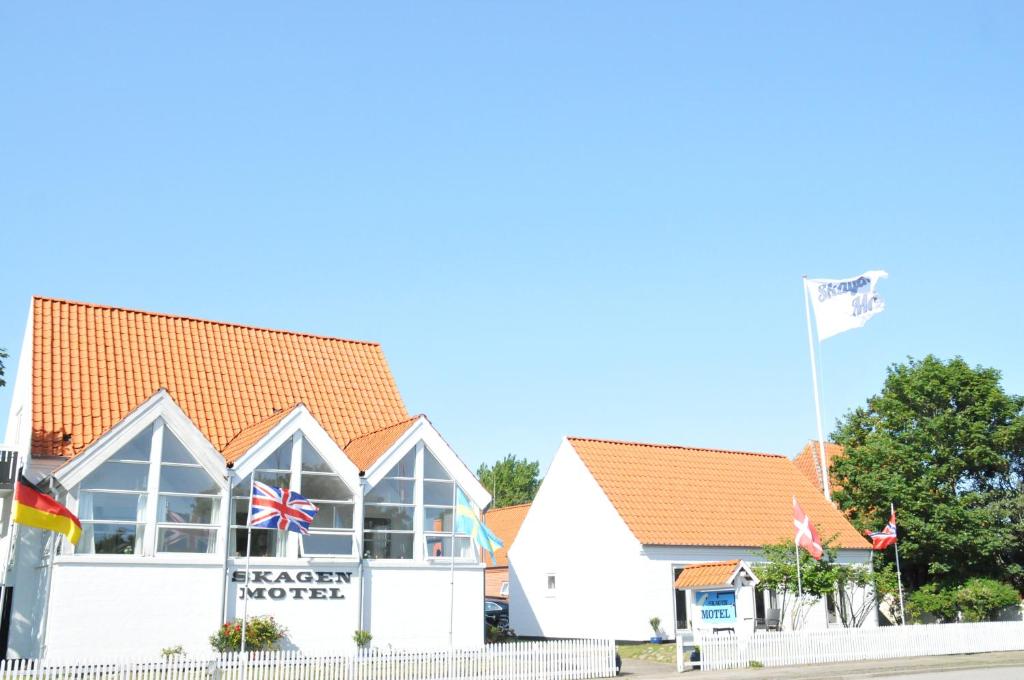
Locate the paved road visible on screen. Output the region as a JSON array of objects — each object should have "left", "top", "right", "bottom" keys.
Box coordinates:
[{"left": 619, "top": 651, "right": 1024, "bottom": 679}]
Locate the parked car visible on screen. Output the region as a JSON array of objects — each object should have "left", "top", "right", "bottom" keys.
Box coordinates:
[{"left": 484, "top": 598, "right": 509, "bottom": 629}]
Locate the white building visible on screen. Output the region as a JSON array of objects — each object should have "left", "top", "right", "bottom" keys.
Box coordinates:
[
  {"left": 509, "top": 437, "right": 876, "bottom": 642},
  {"left": 0, "top": 297, "right": 491, "bottom": 659}
]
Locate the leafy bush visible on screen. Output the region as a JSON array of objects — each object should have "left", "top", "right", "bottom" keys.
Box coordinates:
[
  {"left": 210, "top": 616, "right": 287, "bottom": 652},
  {"left": 956, "top": 579, "right": 1021, "bottom": 622},
  {"left": 486, "top": 625, "right": 516, "bottom": 643},
  {"left": 352, "top": 630, "right": 372, "bottom": 648},
  {"left": 649, "top": 616, "right": 661, "bottom": 634},
  {"left": 160, "top": 645, "right": 184, "bottom": 658},
  {"left": 908, "top": 579, "right": 1020, "bottom": 623}
]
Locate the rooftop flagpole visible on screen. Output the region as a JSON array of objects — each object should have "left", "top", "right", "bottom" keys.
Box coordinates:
[
  {"left": 803, "top": 276, "right": 832, "bottom": 502},
  {"left": 448, "top": 482, "right": 457, "bottom": 648}
]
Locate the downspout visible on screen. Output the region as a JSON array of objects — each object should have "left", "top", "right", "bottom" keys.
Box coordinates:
[{"left": 219, "top": 467, "right": 235, "bottom": 626}]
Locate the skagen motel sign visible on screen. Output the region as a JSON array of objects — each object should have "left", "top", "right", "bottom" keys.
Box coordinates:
[{"left": 232, "top": 570, "right": 352, "bottom": 600}]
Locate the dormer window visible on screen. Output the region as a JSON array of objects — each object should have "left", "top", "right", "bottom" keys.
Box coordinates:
[
  {"left": 76, "top": 419, "right": 221, "bottom": 556},
  {"left": 230, "top": 434, "right": 355, "bottom": 558}
]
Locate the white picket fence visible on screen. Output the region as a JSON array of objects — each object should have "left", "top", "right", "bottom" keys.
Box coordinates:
[
  {"left": 693, "top": 620, "right": 1024, "bottom": 671},
  {"left": 0, "top": 639, "right": 617, "bottom": 680}
]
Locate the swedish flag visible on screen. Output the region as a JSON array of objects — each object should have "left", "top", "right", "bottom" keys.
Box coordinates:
[{"left": 455, "top": 488, "right": 504, "bottom": 565}]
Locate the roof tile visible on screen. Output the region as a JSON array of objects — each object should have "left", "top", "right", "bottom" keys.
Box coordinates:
[
  {"left": 30, "top": 297, "right": 409, "bottom": 465},
  {"left": 568, "top": 437, "right": 869, "bottom": 550}
]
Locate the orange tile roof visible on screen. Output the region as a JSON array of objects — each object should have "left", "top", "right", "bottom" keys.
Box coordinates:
[
  {"left": 793, "top": 441, "right": 845, "bottom": 496},
  {"left": 221, "top": 405, "right": 301, "bottom": 464},
  {"left": 568, "top": 437, "right": 869, "bottom": 550},
  {"left": 674, "top": 560, "right": 742, "bottom": 589},
  {"left": 482, "top": 503, "right": 531, "bottom": 567},
  {"left": 344, "top": 415, "right": 420, "bottom": 472},
  {"left": 30, "top": 297, "right": 409, "bottom": 461}
]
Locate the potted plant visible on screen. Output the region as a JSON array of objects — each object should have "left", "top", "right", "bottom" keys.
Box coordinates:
[
  {"left": 648, "top": 616, "right": 662, "bottom": 643},
  {"left": 352, "top": 629, "right": 372, "bottom": 649}
]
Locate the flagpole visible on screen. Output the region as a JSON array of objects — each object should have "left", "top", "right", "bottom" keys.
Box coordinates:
[
  {"left": 891, "top": 502, "right": 906, "bottom": 625},
  {"left": 448, "top": 483, "right": 457, "bottom": 648},
  {"left": 240, "top": 479, "right": 255, "bottom": 655},
  {"left": 803, "top": 276, "right": 832, "bottom": 502}
]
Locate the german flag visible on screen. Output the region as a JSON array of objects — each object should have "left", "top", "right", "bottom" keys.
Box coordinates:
[{"left": 13, "top": 474, "right": 82, "bottom": 545}]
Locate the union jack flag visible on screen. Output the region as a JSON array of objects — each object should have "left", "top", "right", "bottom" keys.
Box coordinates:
[
  {"left": 866, "top": 510, "right": 898, "bottom": 550},
  {"left": 249, "top": 481, "right": 318, "bottom": 534}
]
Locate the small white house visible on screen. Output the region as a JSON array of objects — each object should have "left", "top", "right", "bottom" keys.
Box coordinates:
[
  {"left": 509, "top": 437, "right": 876, "bottom": 642},
  {"left": 0, "top": 297, "right": 491, "bottom": 658}
]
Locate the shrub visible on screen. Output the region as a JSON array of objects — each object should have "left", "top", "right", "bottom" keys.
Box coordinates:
[
  {"left": 160, "top": 645, "right": 184, "bottom": 658},
  {"left": 908, "top": 579, "right": 1021, "bottom": 623},
  {"left": 210, "top": 616, "right": 287, "bottom": 652},
  {"left": 956, "top": 579, "right": 1021, "bottom": 622},
  {"left": 352, "top": 630, "right": 372, "bottom": 648},
  {"left": 649, "top": 616, "right": 661, "bottom": 634}
]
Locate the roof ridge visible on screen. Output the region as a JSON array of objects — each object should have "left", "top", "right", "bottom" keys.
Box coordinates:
[
  {"left": 33, "top": 295, "right": 381, "bottom": 347},
  {"left": 567, "top": 436, "right": 786, "bottom": 459},
  {"left": 682, "top": 560, "right": 740, "bottom": 568},
  {"left": 346, "top": 414, "right": 423, "bottom": 445}
]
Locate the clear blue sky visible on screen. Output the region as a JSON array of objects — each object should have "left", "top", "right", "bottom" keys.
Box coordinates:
[{"left": 2, "top": 2, "right": 1022, "bottom": 474}]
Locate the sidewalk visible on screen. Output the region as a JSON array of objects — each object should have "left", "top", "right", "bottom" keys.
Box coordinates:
[{"left": 619, "top": 651, "right": 1024, "bottom": 679}]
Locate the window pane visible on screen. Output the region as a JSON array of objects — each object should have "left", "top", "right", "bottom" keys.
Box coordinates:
[
  {"left": 425, "top": 535, "right": 472, "bottom": 558},
  {"left": 385, "top": 450, "right": 415, "bottom": 478},
  {"left": 161, "top": 495, "right": 218, "bottom": 524},
  {"left": 256, "top": 440, "right": 292, "bottom": 471},
  {"left": 84, "top": 492, "right": 144, "bottom": 522},
  {"left": 423, "top": 480, "right": 454, "bottom": 506},
  {"left": 363, "top": 532, "right": 413, "bottom": 559},
  {"left": 109, "top": 426, "right": 152, "bottom": 462},
  {"left": 231, "top": 527, "right": 283, "bottom": 557},
  {"left": 159, "top": 465, "right": 220, "bottom": 495},
  {"left": 232, "top": 498, "right": 250, "bottom": 526},
  {"left": 364, "top": 504, "right": 413, "bottom": 531},
  {"left": 302, "top": 533, "right": 353, "bottom": 556},
  {"left": 301, "top": 474, "right": 352, "bottom": 501},
  {"left": 424, "top": 506, "right": 453, "bottom": 533},
  {"left": 160, "top": 427, "right": 196, "bottom": 464},
  {"left": 158, "top": 527, "right": 217, "bottom": 553},
  {"left": 364, "top": 479, "right": 414, "bottom": 504},
  {"left": 253, "top": 470, "right": 291, "bottom": 489},
  {"left": 423, "top": 450, "right": 449, "bottom": 480},
  {"left": 82, "top": 461, "right": 149, "bottom": 491},
  {"left": 79, "top": 523, "right": 142, "bottom": 555},
  {"left": 300, "top": 438, "right": 333, "bottom": 473},
  {"left": 310, "top": 503, "right": 354, "bottom": 530}
]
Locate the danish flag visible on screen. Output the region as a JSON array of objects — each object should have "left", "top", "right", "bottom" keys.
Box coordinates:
[
  {"left": 249, "top": 481, "right": 318, "bottom": 534},
  {"left": 867, "top": 510, "right": 898, "bottom": 550},
  {"left": 793, "top": 497, "right": 823, "bottom": 560}
]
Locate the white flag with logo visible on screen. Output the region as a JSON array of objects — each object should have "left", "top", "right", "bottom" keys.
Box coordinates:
[{"left": 804, "top": 270, "right": 888, "bottom": 340}]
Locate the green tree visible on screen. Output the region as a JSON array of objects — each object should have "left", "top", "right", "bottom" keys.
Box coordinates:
[
  {"left": 832, "top": 355, "right": 1024, "bottom": 592},
  {"left": 755, "top": 538, "right": 895, "bottom": 628},
  {"left": 476, "top": 454, "right": 541, "bottom": 509},
  {"left": 0, "top": 347, "right": 7, "bottom": 388}
]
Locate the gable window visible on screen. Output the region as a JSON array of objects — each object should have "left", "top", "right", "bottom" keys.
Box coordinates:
[
  {"left": 422, "top": 449, "right": 471, "bottom": 559},
  {"left": 230, "top": 434, "right": 356, "bottom": 558},
  {"left": 76, "top": 419, "right": 221, "bottom": 556},
  {"left": 78, "top": 427, "right": 152, "bottom": 555},
  {"left": 156, "top": 429, "right": 220, "bottom": 554},
  {"left": 363, "top": 449, "right": 415, "bottom": 559},
  {"left": 230, "top": 440, "right": 290, "bottom": 558},
  {"left": 300, "top": 439, "right": 354, "bottom": 556}
]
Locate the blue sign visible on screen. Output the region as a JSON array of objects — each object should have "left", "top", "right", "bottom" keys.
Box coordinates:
[{"left": 696, "top": 590, "right": 736, "bottom": 625}]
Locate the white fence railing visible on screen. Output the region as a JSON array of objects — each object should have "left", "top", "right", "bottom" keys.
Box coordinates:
[
  {"left": 0, "top": 640, "right": 617, "bottom": 680},
  {"left": 693, "top": 621, "right": 1024, "bottom": 671}
]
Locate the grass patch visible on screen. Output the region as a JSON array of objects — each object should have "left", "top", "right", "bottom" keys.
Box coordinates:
[{"left": 616, "top": 641, "right": 677, "bottom": 665}]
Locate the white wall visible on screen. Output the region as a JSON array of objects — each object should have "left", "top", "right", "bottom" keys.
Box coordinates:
[
  {"left": 509, "top": 439, "right": 659, "bottom": 641},
  {"left": 43, "top": 560, "right": 224, "bottom": 659},
  {"left": 363, "top": 563, "right": 484, "bottom": 649}
]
